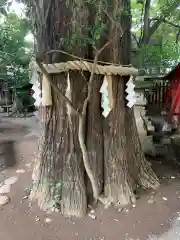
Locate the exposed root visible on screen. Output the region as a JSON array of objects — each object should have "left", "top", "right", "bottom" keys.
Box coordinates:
[
  {"left": 30, "top": 157, "right": 62, "bottom": 212},
  {"left": 104, "top": 177, "right": 136, "bottom": 207},
  {"left": 138, "top": 161, "right": 160, "bottom": 189},
  {"left": 98, "top": 195, "right": 112, "bottom": 208},
  {"left": 61, "top": 187, "right": 87, "bottom": 217},
  {"left": 29, "top": 178, "right": 57, "bottom": 212},
  {"left": 126, "top": 108, "right": 160, "bottom": 190}
]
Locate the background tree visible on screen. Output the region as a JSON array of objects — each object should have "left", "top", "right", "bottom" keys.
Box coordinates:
[
  {"left": 0, "top": 12, "right": 32, "bottom": 87},
  {"left": 0, "top": 0, "right": 8, "bottom": 15},
  {"left": 131, "top": 0, "right": 180, "bottom": 70}
]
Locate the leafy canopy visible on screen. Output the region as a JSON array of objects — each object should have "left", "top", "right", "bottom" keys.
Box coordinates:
[
  {"left": 1, "top": 0, "right": 180, "bottom": 74},
  {"left": 0, "top": 12, "right": 33, "bottom": 87},
  {"left": 131, "top": 0, "right": 180, "bottom": 70}
]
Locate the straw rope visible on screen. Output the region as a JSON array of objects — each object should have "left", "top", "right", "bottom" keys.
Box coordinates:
[{"left": 37, "top": 60, "right": 138, "bottom": 76}]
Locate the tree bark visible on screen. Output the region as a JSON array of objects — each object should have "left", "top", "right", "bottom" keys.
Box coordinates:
[
  {"left": 104, "top": 76, "right": 137, "bottom": 205},
  {"left": 86, "top": 75, "right": 104, "bottom": 200},
  {"left": 61, "top": 73, "right": 87, "bottom": 217},
  {"left": 125, "top": 108, "right": 159, "bottom": 189},
  {"left": 30, "top": 0, "right": 89, "bottom": 216},
  {"left": 103, "top": 0, "right": 159, "bottom": 206},
  {"left": 30, "top": 75, "right": 69, "bottom": 211},
  {"left": 141, "top": 0, "right": 151, "bottom": 45},
  {"left": 29, "top": 0, "right": 159, "bottom": 216}
]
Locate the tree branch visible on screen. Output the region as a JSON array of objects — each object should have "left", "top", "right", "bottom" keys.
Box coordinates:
[
  {"left": 141, "top": 0, "right": 151, "bottom": 44},
  {"left": 150, "top": 17, "right": 180, "bottom": 28},
  {"left": 44, "top": 1, "right": 52, "bottom": 25},
  {"left": 140, "top": 0, "right": 180, "bottom": 44},
  {"left": 79, "top": 38, "right": 115, "bottom": 203},
  {"left": 31, "top": 0, "right": 42, "bottom": 28},
  {"left": 176, "top": 29, "right": 180, "bottom": 44},
  {"left": 132, "top": 33, "right": 140, "bottom": 47},
  {"left": 162, "top": 19, "right": 180, "bottom": 29},
  {"left": 37, "top": 37, "right": 114, "bottom": 205},
  {"left": 147, "top": 17, "right": 162, "bottom": 43},
  {"left": 103, "top": 8, "right": 123, "bottom": 36},
  {"left": 43, "top": 49, "right": 132, "bottom": 67}
]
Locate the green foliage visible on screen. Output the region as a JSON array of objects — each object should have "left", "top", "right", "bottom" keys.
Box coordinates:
[
  {"left": 1, "top": 0, "right": 180, "bottom": 73},
  {"left": 63, "top": 19, "right": 106, "bottom": 51},
  {"left": 131, "top": 0, "right": 180, "bottom": 69},
  {"left": 140, "top": 41, "right": 180, "bottom": 69},
  {"left": 49, "top": 0, "right": 180, "bottom": 70},
  {"left": 0, "top": 12, "right": 32, "bottom": 87},
  {"left": 0, "top": 0, "right": 8, "bottom": 15}
]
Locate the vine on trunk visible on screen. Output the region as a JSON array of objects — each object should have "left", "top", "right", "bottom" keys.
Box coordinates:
[{"left": 36, "top": 38, "right": 116, "bottom": 207}]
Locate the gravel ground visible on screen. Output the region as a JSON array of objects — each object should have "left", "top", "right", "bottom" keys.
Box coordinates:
[{"left": 0, "top": 116, "right": 180, "bottom": 240}]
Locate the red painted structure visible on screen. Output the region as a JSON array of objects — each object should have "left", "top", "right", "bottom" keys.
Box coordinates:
[{"left": 165, "top": 63, "right": 180, "bottom": 117}]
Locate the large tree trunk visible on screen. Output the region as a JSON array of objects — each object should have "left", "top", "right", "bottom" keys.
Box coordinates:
[
  {"left": 30, "top": 0, "right": 89, "bottom": 217},
  {"left": 103, "top": 0, "right": 159, "bottom": 206},
  {"left": 29, "top": 0, "right": 159, "bottom": 216},
  {"left": 31, "top": 75, "right": 69, "bottom": 211}
]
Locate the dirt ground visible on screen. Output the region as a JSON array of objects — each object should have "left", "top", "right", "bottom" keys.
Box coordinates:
[{"left": 1, "top": 115, "right": 180, "bottom": 240}]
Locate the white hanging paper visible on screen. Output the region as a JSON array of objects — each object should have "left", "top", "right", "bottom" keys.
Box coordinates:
[
  {"left": 30, "top": 64, "right": 42, "bottom": 107},
  {"left": 125, "top": 76, "right": 136, "bottom": 108},
  {"left": 66, "top": 72, "right": 72, "bottom": 116},
  {"left": 32, "top": 82, "right": 41, "bottom": 107},
  {"left": 100, "top": 75, "right": 114, "bottom": 117}
]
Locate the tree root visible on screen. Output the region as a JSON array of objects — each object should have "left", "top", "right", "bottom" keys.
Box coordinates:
[{"left": 138, "top": 162, "right": 160, "bottom": 190}]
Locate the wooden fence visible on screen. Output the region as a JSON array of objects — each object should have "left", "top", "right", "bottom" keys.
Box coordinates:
[{"left": 145, "top": 80, "right": 169, "bottom": 115}]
